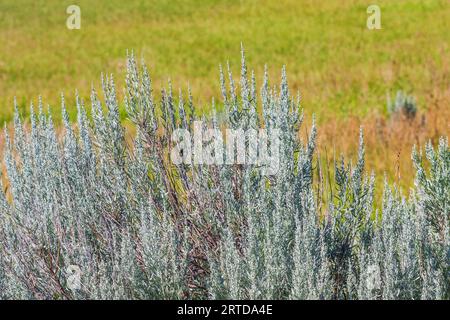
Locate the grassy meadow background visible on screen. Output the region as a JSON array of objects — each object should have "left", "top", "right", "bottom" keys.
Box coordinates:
[{"left": 0, "top": 0, "right": 449, "bottom": 200}]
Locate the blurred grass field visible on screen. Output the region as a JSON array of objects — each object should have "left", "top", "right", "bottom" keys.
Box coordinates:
[
  {"left": 0, "top": 0, "right": 449, "bottom": 197},
  {"left": 1, "top": 0, "right": 449, "bottom": 120}
]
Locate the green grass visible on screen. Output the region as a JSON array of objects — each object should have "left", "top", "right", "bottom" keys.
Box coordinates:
[{"left": 0, "top": 0, "right": 449, "bottom": 124}]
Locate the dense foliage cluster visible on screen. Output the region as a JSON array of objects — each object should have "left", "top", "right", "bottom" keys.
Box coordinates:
[
  {"left": 0, "top": 51, "right": 448, "bottom": 300},
  {"left": 387, "top": 91, "right": 418, "bottom": 120}
]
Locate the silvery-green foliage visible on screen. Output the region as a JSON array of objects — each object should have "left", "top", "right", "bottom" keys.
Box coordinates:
[
  {"left": 0, "top": 71, "right": 187, "bottom": 299},
  {"left": 412, "top": 137, "right": 449, "bottom": 298},
  {"left": 326, "top": 130, "right": 376, "bottom": 299},
  {"left": 375, "top": 186, "right": 421, "bottom": 299},
  {"left": 387, "top": 90, "right": 417, "bottom": 120},
  {"left": 0, "top": 49, "right": 448, "bottom": 300}
]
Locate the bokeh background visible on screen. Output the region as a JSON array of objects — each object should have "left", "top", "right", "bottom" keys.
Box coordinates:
[{"left": 0, "top": 0, "right": 449, "bottom": 200}]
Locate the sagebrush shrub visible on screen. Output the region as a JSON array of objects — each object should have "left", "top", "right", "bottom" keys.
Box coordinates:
[
  {"left": 387, "top": 90, "right": 418, "bottom": 120},
  {"left": 0, "top": 49, "right": 448, "bottom": 300}
]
